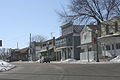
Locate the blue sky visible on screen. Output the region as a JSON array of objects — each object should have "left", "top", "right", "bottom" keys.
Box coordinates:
[{"left": 0, "top": 0, "right": 69, "bottom": 48}]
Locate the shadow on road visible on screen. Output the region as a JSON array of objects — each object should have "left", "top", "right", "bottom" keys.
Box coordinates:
[
  {"left": 0, "top": 79, "right": 21, "bottom": 80},
  {"left": 1, "top": 72, "right": 120, "bottom": 78}
]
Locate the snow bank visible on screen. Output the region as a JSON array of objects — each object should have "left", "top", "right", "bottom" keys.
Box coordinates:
[
  {"left": 61, "top": 58, "right": 77, "bottom": 63},
  {"left": 0, "top": 60, "right": 15, "bottom": 72},
  {"left": 110, "top": 55, "right": 120, "bottom": 62}
]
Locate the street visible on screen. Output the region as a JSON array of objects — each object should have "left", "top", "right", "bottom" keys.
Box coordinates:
[{"left": 0, "top": 63, "right": 120, "bottom": 80}]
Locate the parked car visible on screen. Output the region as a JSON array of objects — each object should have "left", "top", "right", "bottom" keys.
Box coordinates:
[{"left": 39, "top": 57, "right": 50, "bottom": 63}]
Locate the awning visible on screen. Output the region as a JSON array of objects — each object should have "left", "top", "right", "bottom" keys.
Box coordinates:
[
  {"left": 56, "top": 46, "right": 73, "bottom": 49},
  {"left": 77, "top": 42, "right": 93, "bottom": 48},
  {"left": 55, "top": 46, "right": 73, "bottom": 52}
]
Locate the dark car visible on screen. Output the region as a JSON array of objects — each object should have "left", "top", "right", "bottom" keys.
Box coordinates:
[
  {"left": 43, "top": 57, "right": 50, "bottom": 63},
  {"left": 40, "top": 57, "right": 50, "bottom": 63}
]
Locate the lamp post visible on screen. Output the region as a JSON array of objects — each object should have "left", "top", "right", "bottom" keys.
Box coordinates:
[{"left": 95, "top": 30, "right": 99, "bottom": 62}]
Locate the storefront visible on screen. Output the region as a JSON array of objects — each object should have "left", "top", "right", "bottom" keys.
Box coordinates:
[{"left": 98, "top": 34, "right": 120, "bottom": 57}]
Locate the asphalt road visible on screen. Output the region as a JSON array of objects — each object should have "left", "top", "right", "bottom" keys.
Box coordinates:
[{"left": 0, "top": 63, "right": 120, "bottom": 80}]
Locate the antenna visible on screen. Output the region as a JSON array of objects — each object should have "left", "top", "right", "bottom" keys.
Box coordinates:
[{"left": 50, "top": 32, "right": 53, "bottom": 38}]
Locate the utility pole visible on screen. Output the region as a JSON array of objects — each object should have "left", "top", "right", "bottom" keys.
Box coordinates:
[
  {"left": 29, "top": 33, "right": 32, "bottom": 61},
  {"left": 50, "top": 32, "right": 53, "bottom": 38},
  {"left": 95, "top": 30, "right": 99, "bottom": 62},
  {"left": 17, "top": 42, "right": 19, "bottom": 49}
]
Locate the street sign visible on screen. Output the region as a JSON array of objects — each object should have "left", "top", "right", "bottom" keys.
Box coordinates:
[{"left": 0, "top": 40, "right": 2, "bottom": 46}]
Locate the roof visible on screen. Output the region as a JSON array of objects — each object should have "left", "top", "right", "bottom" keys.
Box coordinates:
[
  {"left": 20, "top": 47, "right": 29, "bottom": 53},
  {"left": 56, "top": 33, "right": 73, "bottom": 40},
  {"left": 60, "top": 21, "right": 73, "bottom": 29},
  {"left": 32, "top": 38, "right": 54, "bottom": 45},
  {"left": 101, "top": 16, "right": 120, "bottom": 25},
  {"left": 73, "top": 25, "right": 84, "bottom": 33}
]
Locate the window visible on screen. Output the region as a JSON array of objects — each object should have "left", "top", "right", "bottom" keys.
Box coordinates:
[
  {"left": 84, "top": 34, "right": 87, "bottom": 40},
  {"left": 116, "top": 43, "right": 120, "bottom": 49},
  {"left": 81, "top": 49, "right": 85, "bottom": 53},
  {"left": 49, "top": 42, "right": 52, "bottom": 45},
  {"left": 106, "top": 45, "right": 110, "bottom": 50},
  {"left": 105, "top": 24, "right": 109, "bottom": 35},
  {"left": 88, "top": 48, "right": 92, "bottom": 51},
  {"left": 112, "top": 44, "right": 114, "bottom": 50},
  {"left": 43, "top": 44, "right": 46, "bottom": 47},
  {"left": 115, "top": 21, "right": 118, "bottom": 32}
]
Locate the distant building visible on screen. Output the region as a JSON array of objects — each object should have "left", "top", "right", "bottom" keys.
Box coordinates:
[
  {"left": 32, "top": 38, "right": 56, "bottom": 61},
  {"left": 8, "top": 48, "right": 29, "bottom": 62},
  {"left": 55, "top": 22, "right": 83, "bottom": 61}
]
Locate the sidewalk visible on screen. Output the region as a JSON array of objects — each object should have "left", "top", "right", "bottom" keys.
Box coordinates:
[
  {"left": 51, "top": 60, "right": 120, "bottom": 64},
  {"left": 11, "top": 60, "right": 120, "bottom": 64}
]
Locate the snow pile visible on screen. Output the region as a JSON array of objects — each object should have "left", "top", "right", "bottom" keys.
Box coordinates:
[
  {"left": 0, "top": 60, "right": 15, "bottom": 72},
  {"left": 61, "top": 58, "right": 77, "bottom": 63},
  {"left": 110, "top": 55, "right": 120, "bottom": 62}
]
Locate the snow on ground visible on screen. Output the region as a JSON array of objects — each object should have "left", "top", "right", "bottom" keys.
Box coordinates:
[
  {"left": 61, "top": 58, "right": 77, "bottom": 63},
  {"left": 110, "top": 55, "right": 120, "bottom": 62},
  {"left": 0, "top": 60, "right": 16, "bottom": 72}
]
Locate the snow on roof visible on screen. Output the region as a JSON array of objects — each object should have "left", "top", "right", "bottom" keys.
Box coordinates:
[{"left": 98, "top": 33, "right": 120, "bottom": 39}]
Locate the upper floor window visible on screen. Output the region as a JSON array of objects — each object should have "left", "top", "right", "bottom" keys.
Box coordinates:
[
  {"left": 49, "top": 42, "right": 52, "bottom": 45},
  {"left": 43, "top": 44, "right": 46, "bottom": 47},
  {"left": 105, "top": 24, "right": 109, "bottom": 35},
  {"left": 84, "top": 34, "right": 87, "bottom": 40},
  {"left": 115, "top": 21, "right": 118, "bottom": 32}
]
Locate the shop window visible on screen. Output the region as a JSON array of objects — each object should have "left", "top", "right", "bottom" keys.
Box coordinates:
[{"left": 106, "top": 45, "right": 110, "bottom": 50}]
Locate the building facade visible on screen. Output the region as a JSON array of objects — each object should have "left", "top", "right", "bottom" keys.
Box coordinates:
[
  {"left": 79, "top": 25, "right": 99, "bottom": 62},
  {"left": 32, "top": 38, "right": 56, "bottom": 61},
  {"left": 8, "top": 48, "right": 29, "bottom": 62},
  {"left": 99, "top": 16, "right": 120, "bottom": 59},
  {"left": 55, "top": 22, "right": 83, "bottom": 61}
]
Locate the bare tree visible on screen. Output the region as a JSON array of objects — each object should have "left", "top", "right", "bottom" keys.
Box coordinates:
[
  {"left": 58, "top": 0, "right": 120, "bottom": 25},
  {"left": 31, "top": 35, "right": 46, "bottom": 42}
]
